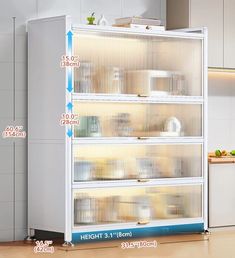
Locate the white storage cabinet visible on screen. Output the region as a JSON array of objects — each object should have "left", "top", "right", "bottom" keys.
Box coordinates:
[{"left": 28, "top": 16, "right": 208, "bottom": 245}]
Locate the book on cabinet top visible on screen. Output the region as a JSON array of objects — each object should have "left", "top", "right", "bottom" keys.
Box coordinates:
[{"left": 115, "top": 16, "right": 162, "bottom": 26}]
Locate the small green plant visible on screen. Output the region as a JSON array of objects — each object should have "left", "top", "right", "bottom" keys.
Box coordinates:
[
  {"left": 87, "top": 12, "right": 95, "bottom": 25},
  {"left": 215, "top": 149, "right": 222, "bottom": 157}
]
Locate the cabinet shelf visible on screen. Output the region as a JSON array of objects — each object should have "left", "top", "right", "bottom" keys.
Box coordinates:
[
  {"left": 72, "top": 137, "right": 204, "bottom": 145},
  {"left": 72, "top": 23, "right": 204, "bottom": 39},
  {"left": 72, "top": 177, "right": 204, "bottom": 190},
  {"left": 72, "top": 93, "right": 204, "bottom": 104}
]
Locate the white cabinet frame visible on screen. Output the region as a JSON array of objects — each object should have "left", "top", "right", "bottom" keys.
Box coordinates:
[{"left": 28, "top": 15, "right": 208, "bottom": 244}]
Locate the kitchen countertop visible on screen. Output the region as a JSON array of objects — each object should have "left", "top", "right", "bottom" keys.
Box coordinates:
[{"left": 208, "top": 156, "right": 235, "bottom": 164}]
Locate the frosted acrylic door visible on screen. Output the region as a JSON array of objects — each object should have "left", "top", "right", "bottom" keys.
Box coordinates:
[
  {"left": 74, "top": 32, "right": 203, "bottom": 96},
  {"left": 73, "top": 144, "right": 203, "bottom": 181},
  {"left": 73, "top": 102, "right": 202, "bottom": 138},
  {"left": 73, "top": 185, "right": 202, "bottom": 226}
]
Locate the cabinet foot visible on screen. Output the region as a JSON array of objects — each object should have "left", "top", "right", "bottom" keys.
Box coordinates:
[
  {"left": 24, "top": 236, "right": 36, "bottom": 242},
  {"left": 201, "top": 229, "right": 211, "bottom": 235},
  {"left": 62, "top": 241, "right": 74, "bottom": 247},
  {"left": 25, "top": 228, "right": 36, "bottom": 241}
]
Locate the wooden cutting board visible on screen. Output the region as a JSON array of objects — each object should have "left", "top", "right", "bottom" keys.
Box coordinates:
[{"left": 208, "top": 153, "right": 235, "bottom": 164}]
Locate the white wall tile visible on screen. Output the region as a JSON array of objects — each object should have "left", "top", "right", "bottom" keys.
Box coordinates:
[
  {"left": 0, "top": 18, "right": 28, "bottom": 35},
  {"left": 15, "top": 228, "right": 27, "bottom": 241},
  {"left": 208, "top": 79, "right": 232, "bottom": 97},
  {"left": 0, "top": 145, "right": 13, "bottom": 173},
  {"left": 0, "top": 0, "right": 36, "bottom": 19},
  {"left": 0, "top": 35, "right": 26, "bottom": 63},
  {"left": 15, "top": 90, "right": 27, "bottom": 119},
  {"left": 0, "top": 18, "right": 13, "bottom": 34},
  {"left": 15, "top": 173, "right": 27, "bottom": 202},
  {"left": 208, "top": 118, "right": 231, "bottom": 151},
  {"left": 229, "top": 119, "right": 235, "bottom": 149},
  {"left": 208, "top": 74, "right": 235, "bottom": 151},
  {"left": 0, "top": 35, "right": 12, "bottom": 62},
  {"left": 16, "top": 35, "right": 27, "bottom": 63},
  {"left": 14, "top": 19, "right": 28, "bottom": 35},
  {"left": 37, "top": 0, "right": 71, "bottom": 18},
  {"left": 13, "top": 119, "right": 27, "bottom": 131},
  {"left": 0, "top": 175, "right": 13, "bottom": 202},
  {"left": 13, "top": 119, "right": 28, "bottom": 146},
  {"left": 0, "top": 90, "right": 13, "bottom": 119},
  {"left": 81, "top": 0, "right": 122, "bottom": 17},
  {"left": 122, "top": 0, "right": 161, "bottom": 19},
  {"left": 37, "top": 0, "right": 81, "bottom": 23},
  {"left": 0, "top": 119, "right": 14, "bottom": 146},
  {"left": 69, "top": 0, "right": 82, "bottom": 24},
  {"left": 16, "top": 63, "right": 27, "bottom": 90},
  {"left": 0, "top": 63, "right": 26, "bottom": 91},
  {"left": 0, "top": 63, "right": 12, "bottom": 90},
  {"left": 0, "top": 1, "right": 35, "bottom": 35},
  {"left": 208, "top": 96, "right": 231, "bottom": 120},
  {"left": 80, "top": 13, "right": 119, "bottom": 25},
  {"left": 160, "top": 0, "right": 166, "bottom": 25},
  {"left": 230, "top": 80, "right": 235, "bottom": 96},
  {"left": 15, "top": 201, "right": 27, "bottom": 229},
  {"left": 0, "top": 229, "right": 13, "bottom": 242},
  {"left": 15, "top": 145, "right": 27, "bottom": 173},
  {"left": 0, "top": 120, "right": 27, "bottom": 147},
  {"left": 0, "top": 202, "right": 13, "bottom": 230}
]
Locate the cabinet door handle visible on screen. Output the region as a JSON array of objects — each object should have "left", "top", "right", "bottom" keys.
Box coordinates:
[
  {"left": 137, "top": 137, "right": 149, "bottom": 140},
  {"left": 137, "top": 94, "right": 149, "bottom": 97},
  {"left": 137, "top": 179, "right": 150, "bottom": 183},
  {"left": 137, "top": 221, "right": 150, "bottom": 225}
]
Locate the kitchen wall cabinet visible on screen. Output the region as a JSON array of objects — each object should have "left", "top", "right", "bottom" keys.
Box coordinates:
[
  {"left": 224, "top": 0, "right": 235, "bottom": 68},
  {"left": 190, "top": 0, "right": 223, "bottom": 68},
  {"left": 167, "top": 0, "right": 235, "bottom": 69},
  {"left": 209, "top": 163, "right": 235, "bottom": 227}
]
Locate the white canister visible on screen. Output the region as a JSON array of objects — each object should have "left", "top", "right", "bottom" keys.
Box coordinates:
[
  {"left": 164, "top": 116, "right": 182, "bottom": 133},
  {"left": 74, "top": 196, "right": 97, "bottom": 224},
  {"left": 135, "top": 196, "right": 151, "bottom": 222}
]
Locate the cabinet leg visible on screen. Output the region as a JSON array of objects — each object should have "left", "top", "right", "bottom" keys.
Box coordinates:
[
  {"left": 25, "top": 228, "right": 36, "bottom": 241},
  {"left": 201, "top": 229, "right": 211, "bottom": 235},
  {"left": 62, "top": 241, "right": 74, "bottom": 247}
]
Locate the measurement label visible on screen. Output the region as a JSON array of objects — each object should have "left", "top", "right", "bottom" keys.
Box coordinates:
[
  {"left": 60, "top": 113, "right": 79, "bottom": 126},
  {"left": 60, "top": 55, "right": 80, "bottom": 67},
  {"left": 79, "top": 231, "right": 133, "bottom": 241},
  {"left": 104, "top": 231, "right": 132, "bottom": 239},
  {"left": 2, "top": 126, "right": 26, "bottom": 138},
  {"left": 34, "top": 240, "right": 54, "bottom": 254},
  {"left": 121, "top": 240, "right": 157, "bottom": 249}
]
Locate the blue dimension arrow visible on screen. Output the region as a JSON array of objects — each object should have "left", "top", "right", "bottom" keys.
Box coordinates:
[
  {"left": 67, "top": 102, "right": 73, "bottom": 111},
  {"left": 67, "top": 30, "right": 73, "bottom": 55},
  {"left": 67, "top": 68, "right": 73, "bottom": 92},
  {"left": 67, "top": 129, "right": 73, "bottom": 138}
]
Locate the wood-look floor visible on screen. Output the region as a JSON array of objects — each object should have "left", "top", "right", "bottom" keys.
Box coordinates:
[{"left": 0, "top": 230, "right": 235, "bottom": 258}]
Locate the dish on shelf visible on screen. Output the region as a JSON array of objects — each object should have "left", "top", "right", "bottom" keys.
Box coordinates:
[
  {"left": 74, "top": 116, "right": 102, "bottom": 137},
  {"left": 125, "top": 69, "right": 186, "bottom": 96},
  {"left": 95, "top": 66, "right": 124, "bottom": 94},
  {"left": 74, "top": 62, "right": 94, "bottom": 93},
  {"left": 74, "top": 160, "right": 94, "bottom": 181},
  {"left": 73, "top": 155, "right": 183, "bottom": 181}
]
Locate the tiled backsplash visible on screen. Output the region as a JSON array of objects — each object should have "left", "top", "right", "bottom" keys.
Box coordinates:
[{"left": 208, "top": 72, "right": 235, "bottom": 151}]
